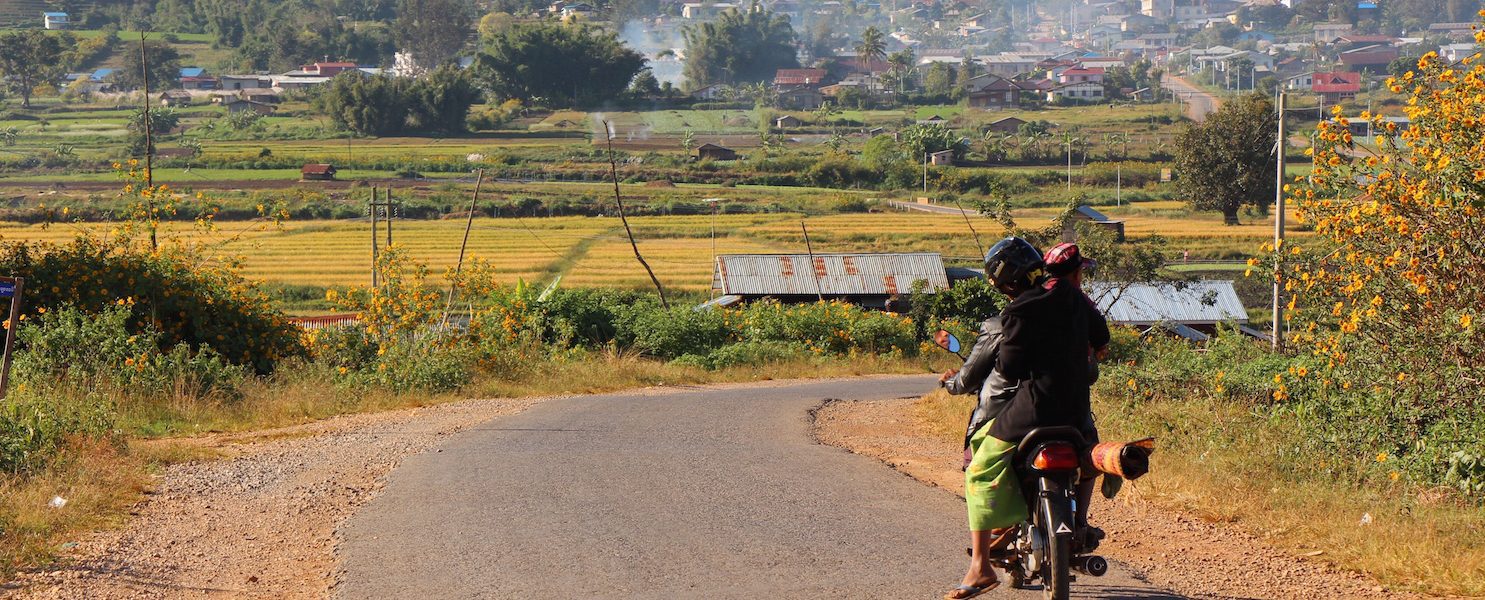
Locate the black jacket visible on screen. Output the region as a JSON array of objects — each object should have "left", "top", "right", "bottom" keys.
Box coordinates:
[
  {"left": 988, "top": 278, "right": 1111, "bottom": 443},
  {"left": 943, "top": 317, "right": 1019, "bottom": 450}
]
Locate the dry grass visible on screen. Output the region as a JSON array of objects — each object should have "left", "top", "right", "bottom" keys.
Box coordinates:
[
  {"left": 0, "top": 438, "right": 149, "bottom": 576},
  {"left": 1094, "top": 395, "right": 1485, "bottom": 597}
]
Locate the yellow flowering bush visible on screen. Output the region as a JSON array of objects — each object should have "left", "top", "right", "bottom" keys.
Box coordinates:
[{"left": 1272, "top": 20, "right": 1485, "bottom": 480}]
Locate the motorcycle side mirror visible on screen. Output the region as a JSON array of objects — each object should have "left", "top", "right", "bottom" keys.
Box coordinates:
[{"left": 934, "top": 329, "right": 963, "bottom": 355}]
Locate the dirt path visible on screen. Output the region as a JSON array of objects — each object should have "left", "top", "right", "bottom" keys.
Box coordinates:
[
  {"left": 812, "top": 397, "right": 1424, "bottom": 600},
  {"left": 5, "top": 396, "right": 545, "bottom": 599}
]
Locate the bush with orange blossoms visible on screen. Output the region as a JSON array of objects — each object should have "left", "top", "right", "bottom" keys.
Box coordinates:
[{"left": 1271, "top": 22, "right": 1485, "bottom": 482}]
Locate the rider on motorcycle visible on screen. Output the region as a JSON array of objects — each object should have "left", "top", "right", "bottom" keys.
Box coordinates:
[
  {"left": 946, "top": 237, "right": 1110, "bottom": 600},
  {"left": 1042, "top": 242, "right": 1111, "bottom": 547}
]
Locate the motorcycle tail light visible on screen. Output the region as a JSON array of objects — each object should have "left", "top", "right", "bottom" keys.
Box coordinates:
[{"left": 1032, "top": 444, "right": 1080, "bottom": 471}]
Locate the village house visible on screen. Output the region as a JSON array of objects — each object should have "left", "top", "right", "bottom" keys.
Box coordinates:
[
  {"left": 295, "top": 62, "right": 359, "bottom": 77},
  {"left": 983, "top": 116, "right": 1027, "bottom": 134},
  {"left": 695, "top": 143, "right": 739, "bottom": 161},
  {"left": 1339, "top": 45, "right": 1399, "bottom": 73},
  {"left": 964, "top": 74, "right": 1041, "bottom": 109},
  {"left": 1058, "top": 67, "right": 1105, "bottom": 85},
  {"left": 681, "top": 2, "right": 737, "bottom": 18},
  {"left": 773, "top": 68, "right": 829, "bottom": 88},
  {"left": 223, "top": 97, "right": 276, "bottom": 116},
  {"left": 773, "top": 115, "right": 804, "bottom": 129},
  {"left": 1309, "top": 71, "right": 1361, "bottom": 103},
  {"left": 220, "top": 75, "right": 272, "bottom": 91},
  {"left": 702, "top": 253, "right": 950, "bottom": 310},
  {"left": 301, "top": 164, "right": 337, "bottom": 181},
  {"left": 42, "top": 11, "right": 69, "bottom": 29},
  {"left": 776, "top": 86, "right": 823, "bottom": 109},
  {"left": 158, "top": 91, "right": 193, "bottom": 107},
  {"left": 1048, "top": 81, "right": 1106, "bottom": 103}
]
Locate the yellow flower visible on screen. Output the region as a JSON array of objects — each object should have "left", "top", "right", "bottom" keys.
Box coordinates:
[
  {"left": 1463, "top": 314, "right": 1474, "bottom": 329},
  {"left": 337, "top": 366, "right": 349, "bottom": 375},
  {"left": 1389, "top": 471, "right": 1400, "bottom": 481},
  {"left": 1376, "top": 453, "right": 1388, "bottom": 462}
]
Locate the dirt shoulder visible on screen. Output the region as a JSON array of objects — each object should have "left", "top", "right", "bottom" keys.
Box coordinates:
[
  {"left": 811, "top": 396, "right": 1424, "bottom": 600},
  {"left": 3, "top": 394, "right": 546, "bottom": 599}
]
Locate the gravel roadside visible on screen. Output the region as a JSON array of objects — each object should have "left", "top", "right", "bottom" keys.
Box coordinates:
[
  {"left": 5, "top": 395, "right": 545, "bottom": 599},
  {"left": 811, "top": 396, "right": 1427, "bottom": 600}
]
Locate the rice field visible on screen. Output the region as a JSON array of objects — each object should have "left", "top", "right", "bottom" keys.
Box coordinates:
[{"left": 0, "top": 200, "right": 1292, "bottom": 293}]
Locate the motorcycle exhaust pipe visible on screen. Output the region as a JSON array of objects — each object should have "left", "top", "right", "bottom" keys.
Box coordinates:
[{"left": 1072, "top": 555, "right": 1109, "bottom": 577}]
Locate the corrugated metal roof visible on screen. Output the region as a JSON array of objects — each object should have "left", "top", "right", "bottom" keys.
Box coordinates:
[
  {"left": 716, "top": 253, "right": 949, "bottom": 296},
  {"left": 1086, "top": 281, "right": 1248, "bottom": 325}
]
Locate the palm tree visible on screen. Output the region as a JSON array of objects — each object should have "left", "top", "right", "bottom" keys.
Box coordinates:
[
  {"left": 855, "top": 26, "right": 887, "bottom": 94},
  {"left": 886, "top": 49, "right": 915, "bottom": 94}
]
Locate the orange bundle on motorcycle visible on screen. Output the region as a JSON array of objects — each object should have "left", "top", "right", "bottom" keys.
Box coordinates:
[{"left": 1089, "top": 438, "right": 1155, "bottom": 480}]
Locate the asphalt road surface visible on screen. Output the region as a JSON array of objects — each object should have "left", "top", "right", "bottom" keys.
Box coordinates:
[
  {"left": 1163, "top": 76, "right": 1222, "bottom": 122},
  {"left": 336, "top": 376, "right": 1183, "bottom": 599}
]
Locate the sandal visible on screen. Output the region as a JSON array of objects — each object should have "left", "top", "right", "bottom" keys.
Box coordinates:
[{"left": 944, "top": 579, "right": 1001, "bottom": 599}]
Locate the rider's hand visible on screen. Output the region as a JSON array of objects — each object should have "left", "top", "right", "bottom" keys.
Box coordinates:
[{"left": 939, "top": 369, "right": 958, "bottom": 384}]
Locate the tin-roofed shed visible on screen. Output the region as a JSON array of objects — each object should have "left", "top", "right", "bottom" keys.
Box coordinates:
[
  {"left": 713, "top": 253, "right": 949, "bottom": 309},
  {"left": 1086, "top": 281, "right": 1248, "bottom": 333}
]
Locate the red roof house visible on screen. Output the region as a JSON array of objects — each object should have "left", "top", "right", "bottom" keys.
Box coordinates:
[
  {"left": 1311, "top": 71, "right": 1361, "bottom": 101},
  {"left": 301, "top": 163, "right": 338, "bottom": 181},
  {"left": 1058, "top": 67, "right": 1105, "bottom": 84},
  {"left": 773, "top": 68, "right": 829, "bottom": 87}
]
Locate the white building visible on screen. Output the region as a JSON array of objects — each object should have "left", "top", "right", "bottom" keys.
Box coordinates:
[{"left": 42, "top": 12, "right": 69, "bottom": 29}]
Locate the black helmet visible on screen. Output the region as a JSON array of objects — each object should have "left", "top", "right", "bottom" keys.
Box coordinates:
[{"left": 984, "top": 237, "right": 1044, "bottom": 293}]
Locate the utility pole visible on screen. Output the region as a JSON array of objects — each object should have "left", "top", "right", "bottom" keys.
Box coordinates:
[
  {"left": 801, "top": 221, "right": 824, "bottom": 302},
  {"left": 704, "top": 198, "right": 722, "bottom": 299},
  {"left": 922, "top": 152, "right": 928, "bottom": 196},
  {"left": 139, "top": 32, "right": 156, "bottom": 251},
  {"left": 369, "top": 190, "right": 401, "bottom": 250},
  {"left": 1273, "top": 91, "right": 1286, "bottom": 351},
  {"left": 369, "top": 187, "right": 379, "bottom": 287}
]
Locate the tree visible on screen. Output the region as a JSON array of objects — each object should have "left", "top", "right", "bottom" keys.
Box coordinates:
[
  {"left": 855, "top": 26, "right": 887, "bottom": 79},
  {"left": 682, "top": 6, "right": 798, "bottom": 88},
  {"left": 1173, "top": 92, "right": 1276, "bottom": 224},
  {"left": 0, "top": 30, "right": 71, "bottom": 108},
  {"left": 396, "top": 0, "right": 474, "bottom": 70},
  {"left": 408, "top": 65, "right": 483, "bottom": 133},
  {"left": 478, "top": 23, "right": 644, "bottom": 106},
  {"left": 629, "top": 68, "right": 661, "bottom": 98},
  {"left": 113, "top": 40, "right": 181, "bottom": 92},
  {"left": 886, "top": 49, "right": 915, "bottom": 94},
  {"left": 316, "top": 72, "right": 411, "bottom": 135},
  {"left": 899, "top": 123, "right": 967, "bottom": 160},
  {"left": 922, "top": 62, "right": 953, "bottom": 96}
]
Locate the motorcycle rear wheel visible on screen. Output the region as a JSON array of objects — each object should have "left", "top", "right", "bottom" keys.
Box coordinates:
[{"left": 1043, "top": 532, "right": 1071, "bottom": 600}]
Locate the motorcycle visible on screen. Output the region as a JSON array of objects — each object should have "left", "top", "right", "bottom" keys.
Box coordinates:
[
  {"left": 934, "top": 330, "right": 1109, "bottom": 599},
  {"left": 996, "top": 426, "right": 1107, "bottom": 599}
]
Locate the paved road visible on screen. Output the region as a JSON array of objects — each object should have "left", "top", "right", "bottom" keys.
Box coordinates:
[
  {"left": 1163, "top": 76, "right": 1222, "bottom": 122},
  {"left": 336, "top": 377, "right": 1182, "bottom": 599}
]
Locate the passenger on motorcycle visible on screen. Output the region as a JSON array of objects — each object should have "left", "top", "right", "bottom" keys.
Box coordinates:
[
  {"left": 1042, "top": 242, "right": 1111, "bottom": 547},
  {"left": 945, "top": 237, "right": 1111, "bottom": 600}
]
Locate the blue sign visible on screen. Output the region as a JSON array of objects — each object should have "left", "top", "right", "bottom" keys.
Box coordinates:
[{"left": 0, "top": 282, "right": 14, "bottom": 298}]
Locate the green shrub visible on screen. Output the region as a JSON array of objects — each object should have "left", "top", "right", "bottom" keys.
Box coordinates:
[
  {"left": 0, "top": 237, "right": 304, "bottom": 373},
  {"left": 16, "top": 305, "right": 248, "bottom": 400},
  {"left": 619, "top": 305, "right": 730, "bottom": 359},
  {"left": 672, "top": 340, "right": 809, "bottom": 370},
  {"left": 0, "top": 389, "right": 115, "bottom": 474}
]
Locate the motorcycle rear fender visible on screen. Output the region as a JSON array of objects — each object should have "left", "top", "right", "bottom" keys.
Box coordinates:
[{"left": 1037, "top": 476, "right": 1077, "bottom": 543}]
